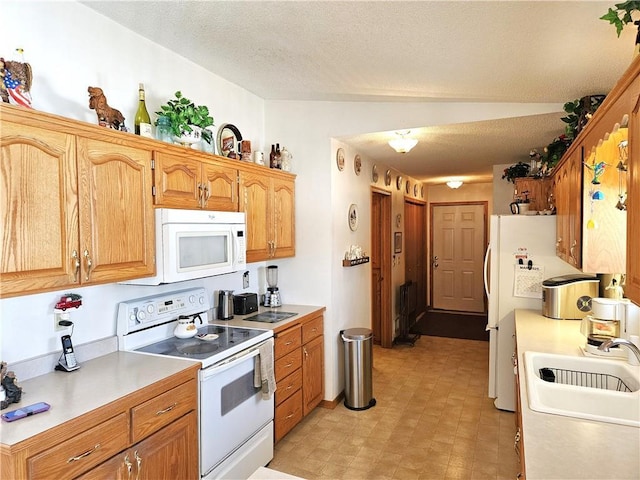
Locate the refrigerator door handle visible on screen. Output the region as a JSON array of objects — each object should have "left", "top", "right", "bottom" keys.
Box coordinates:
[{"left": 483, "top": 244, "right": 491, "bottom": 298}]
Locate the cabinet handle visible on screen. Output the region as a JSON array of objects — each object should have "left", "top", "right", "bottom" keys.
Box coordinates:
[
  {"left": 124, "top": 454, "right": 133, "bottom": 479},
  {"left": 83, "top": 249, "right": 92, "bottom": 281},
  {"left": 284, "top": 340, "right": 293, "bottom": 346},
  {"left": 286, "top": 384, "right": 293, "bottom": 390},
  {"left": 514, "top": 429, "right": 521, "bottom": 455},
  {"left": 204, "top": 183, "right": 211, "bottom": 206},
  {"left": 72, "top": 250, "right": 80, "bottom": 282},
  {"left": 67, "top": 443, "right": 100, "bottom": 463},
  {"left": 198, "top": 182, "right": 204, "bottom": 207},
  {"left": 286, "top": 413, "right": 295, "bottom": 419},
  {"left": 134, "top": 450, "right": 142, "bottom": 480},
  {"left": 156, "top": 402, "right": 177, "bottom": 415},
  {"left": 303, "top": 347, "right": 308, "bottom": 359}
]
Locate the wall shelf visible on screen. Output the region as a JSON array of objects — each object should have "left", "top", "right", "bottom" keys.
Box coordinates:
[{"left": 342, "top": 257, "right": 370, "bottom": 267}]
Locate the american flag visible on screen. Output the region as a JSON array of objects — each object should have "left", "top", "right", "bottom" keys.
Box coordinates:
[{"left": 4, "top": 70, "right": 32, "bottom": 108}]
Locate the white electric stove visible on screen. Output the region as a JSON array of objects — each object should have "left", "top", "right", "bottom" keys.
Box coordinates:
[{"left": 116, "top": 288, "right": 275, "bottom": 479}]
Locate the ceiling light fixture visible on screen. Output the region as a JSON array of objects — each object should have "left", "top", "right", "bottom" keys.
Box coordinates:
[
  {"left": 388, "top": 131, "right": 418, "bottom": 154},
  {"left": 446, "top": 180, "right": 463, "bottom": 189}
]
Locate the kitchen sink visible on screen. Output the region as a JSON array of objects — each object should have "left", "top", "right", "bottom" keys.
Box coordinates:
[
  {"left": 243, "top": 311, "right": 297, "bottom": 323},
  {"left": 523, "top": 351, "right": 640, "bottom": 427}
]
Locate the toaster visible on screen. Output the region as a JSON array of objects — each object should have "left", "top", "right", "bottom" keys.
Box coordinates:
[
  {"left": 542, "top": 274, "right": 599, "bottom": 320},
  {"left": 233, "top": 293, "right": 258, "bottom": 315}
]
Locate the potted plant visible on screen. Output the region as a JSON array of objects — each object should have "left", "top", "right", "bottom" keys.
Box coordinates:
[
  {"left": 539, "top": 134, "right": 572, "bottom": 174},
  {"left": 155, "top": 91, "right": 214, "bottom": 146},
  {"left": 502, "top": 162, "right": 530, "bottom": 183}
]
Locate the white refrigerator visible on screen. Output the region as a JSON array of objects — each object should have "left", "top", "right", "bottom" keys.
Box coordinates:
[{"left": 484, "top": 215, "right": 580, "bottom": 411}]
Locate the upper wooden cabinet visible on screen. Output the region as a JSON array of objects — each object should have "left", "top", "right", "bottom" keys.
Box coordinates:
[
  {"left": 553, "top": 56, "right": 640, "bottom": 278},
  {"left": 626, "top": 94, "right": 640, "bottom": 304},
  {"left": 239, "top": 169, "right": 295, "bottom": 262},
  {"left": 1, "top": 106, "right": 155, "bottom": 297},
  {"left": 514, "top": 177, "right": 551, "bottom": 212},
  {"left": 154, "top": 151, "right": 238, "bottom": 211}
]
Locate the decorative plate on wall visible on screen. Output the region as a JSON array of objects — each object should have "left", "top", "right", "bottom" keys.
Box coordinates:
[
  {"left": 348, "top": 204, "right": 359, "bottom": 231},
  {"left": 405, "top": 180, "right": 411, "bottom": 194},
  {"left": 385, "top": 169, "right": 392, "bottom": 186},
  {"left": 396, "top": 175, "right": 403, "bottom": 190},
  {"left": 354, "top": 154, "right": 362, "bottom": 176},
  {"left": 414, "top": 184, "right": 418, "bottom": 196},
  {"left": 336, "top": 148, "right": 345, "bottom": 171},
  {"left": 371, "top": 164, "right": 379, "bottom": 183},
  {"left": 421, "top": 185, "right": 425, "bottom": 198}
]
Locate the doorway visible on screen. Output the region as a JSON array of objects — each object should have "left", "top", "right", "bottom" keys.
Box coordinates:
[
  {"left": 404, "top": 199, "right": 426, "bottom": 319},
  {"left": 431, "top": 202, "right": 487, "bottom": 313},
  {"left": 371, "top": 188, "right": 392, "bottom": 347}
]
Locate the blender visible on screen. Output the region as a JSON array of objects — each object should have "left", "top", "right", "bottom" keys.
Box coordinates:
[{"left": 266, "top": 265, "right": 282, "bottom": 307}]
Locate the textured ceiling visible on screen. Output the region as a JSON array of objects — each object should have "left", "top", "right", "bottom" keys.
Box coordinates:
[{"left": 82, "top": 1, "right": 636, "bottom": 184}]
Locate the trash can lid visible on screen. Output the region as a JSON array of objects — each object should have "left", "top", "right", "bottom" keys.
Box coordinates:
[{"left": 342, "top": 328, "right": 373, "bottom": 340}]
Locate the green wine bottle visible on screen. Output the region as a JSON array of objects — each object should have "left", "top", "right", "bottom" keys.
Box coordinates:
[{"left": 134, "top": 83, "right": 152, "bottom": 138}]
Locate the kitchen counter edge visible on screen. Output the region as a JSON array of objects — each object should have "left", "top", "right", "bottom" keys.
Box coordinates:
[
  {"left": 211, "top": 304, "right": 326, "bottom": 333},
  {"left": 0, "top": 351, "right": 200, "bottom": 447},
  {"left": 515, "top": 309, "right": 640, "bottom": 480}
]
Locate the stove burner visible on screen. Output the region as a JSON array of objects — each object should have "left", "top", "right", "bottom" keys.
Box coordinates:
[{"left": 177, "top": 343, "right": 220, "bottom": 355}]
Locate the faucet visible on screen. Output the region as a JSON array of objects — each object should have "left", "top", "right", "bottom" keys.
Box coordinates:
[{"left": 598, "top": 338, "right": 640, "bottom": 364}]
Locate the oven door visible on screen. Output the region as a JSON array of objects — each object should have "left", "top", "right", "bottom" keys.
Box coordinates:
[{"left": 200, "top": 342, "right": 274, "bottom": 477}]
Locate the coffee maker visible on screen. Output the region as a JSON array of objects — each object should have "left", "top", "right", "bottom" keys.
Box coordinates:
[{"left": 580, "top": 297, "right": 634, "bottom": 358}]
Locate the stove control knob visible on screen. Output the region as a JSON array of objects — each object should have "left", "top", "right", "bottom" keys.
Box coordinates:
[
  {"left": 189, "top": 295, "right": 196, "bottom": 304},
  {"left": 146, "top": 304, "right": 155, "bottom": 314},
  {"left": 137, "top": 310, "right": 147, "bottom": 322},
  {"left": 199, "top": 295, "right": 205, "bottom": 305}
]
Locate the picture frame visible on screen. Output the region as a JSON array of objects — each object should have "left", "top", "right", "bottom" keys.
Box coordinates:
[{"left": 394, "top": 231, "right": 402, "bottom": 253}]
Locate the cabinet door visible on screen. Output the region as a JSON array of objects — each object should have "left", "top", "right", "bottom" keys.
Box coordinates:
[
  {"left": 0, "top": 122, "right": 79, "bottom": 297},
  {"left": 272, "top": 176, "right": 295, "bottom": 259},
  {"left": 553, "top": 161, "right": 569, "bottom": 262},
  {"left": 202, "top": 161, "right": 237, "bottom": 211},
  {"left": 239, "top": 171, "right": 271, "bottom": 262},
  {"left": 302, "top": 335, "right": 324, "bottom": 416},
  {"left": 627, "top": 97, "right": 640, "bottom": 304},
  {"left": 77, "top": 137, "right": 155, "bottom": 284},
  {"left": 568, "top": 149, "right": 583, "bottom": 269},
  {"left": 133, "top": 412, "right": 198, "bottom": 480},
  {"left": 154, "top": 152, "right": 202, "bottom": 208}
]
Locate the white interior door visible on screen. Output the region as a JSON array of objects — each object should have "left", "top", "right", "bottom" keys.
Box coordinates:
[{"left": 431, "top": 203, "right": 487, "bottom": 312}]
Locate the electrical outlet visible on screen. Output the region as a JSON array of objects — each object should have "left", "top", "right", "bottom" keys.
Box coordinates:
[
  {"left": 54, "top": 312, "right": 71, "bottom": 331},
  {"left": 243, "top": 271, "right": 250, "bottom": 289}
]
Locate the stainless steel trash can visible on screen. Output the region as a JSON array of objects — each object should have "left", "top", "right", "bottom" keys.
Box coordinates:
[{"left": 341, "top": 328, "right": 376, "bottom": 410}]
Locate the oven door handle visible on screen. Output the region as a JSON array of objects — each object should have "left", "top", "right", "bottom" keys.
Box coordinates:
[{"left": 201, "top": 344, "right": 263, "bottom": 380}]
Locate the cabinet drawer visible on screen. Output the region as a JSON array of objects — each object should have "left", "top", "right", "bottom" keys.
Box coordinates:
[
  {"left": 275, "top": 349, "right": 302, "bottom": 383},
  {"left": 275, "top": 389, "right": 303, "bottom": 442},
  {"left": 275, "top": 368, "right": 303, "bottom": 406},
  {"left": 131, "top": 379, "right": 197, "bottom": 443},
  {"left": 302, "top": 316, "right": 323, "bottom": 344},
  {"left": 28, "top": 413, "right": 129, "bottom": 479},
  {"left": 275, "top": 325, "right": 301, "bottom": 359}
]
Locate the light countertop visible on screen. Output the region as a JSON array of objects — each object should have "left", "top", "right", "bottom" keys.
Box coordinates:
[
  {"left": 0, "top": 351, "right": 199, "bottom": 447},
  {"left": 212, "top": 304, "right": 325, "bottom": 333},
  {"left": 515, "top": 309, "right": 640, "bottom": 479}
]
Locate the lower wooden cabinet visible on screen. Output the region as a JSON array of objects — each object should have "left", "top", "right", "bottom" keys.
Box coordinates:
[
  {"left": 0, "top": 369, "right": 199, "bottom": 480},
  {"left": 76, "top": 412, "right": 197, "bottom": 480},
  {"left": 273, "top": 312, "right": 324, "bottom": 442}
]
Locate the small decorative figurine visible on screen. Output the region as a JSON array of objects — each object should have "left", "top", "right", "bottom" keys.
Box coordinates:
[
  {"left": 0, "top": 361, "right": 23, "bottom": 409},
  {"left": 1, "top": 50, "right": 33, "bottom": 108},
  {"left": 88, "top": 86, "right": 127, "bottom": 131}
]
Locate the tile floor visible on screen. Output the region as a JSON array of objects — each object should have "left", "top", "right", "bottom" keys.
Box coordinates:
[{"left": 268, "top": 336, "right": 519, "bottom": 479}]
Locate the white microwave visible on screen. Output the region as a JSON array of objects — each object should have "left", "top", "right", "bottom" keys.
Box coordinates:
[{"left": 123, "top": 209, "right": 246, "bottom": 285}]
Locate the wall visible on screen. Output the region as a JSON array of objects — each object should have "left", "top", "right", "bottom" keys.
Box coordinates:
[
  {"left": 0, "top": 2, "right": 267, "bottom": 365},
  {"left": 2, "top": 1, "right": 567, "bottom": 403},
  {"left": 493, "top": 163, "right": 517, "bottom": 215}
]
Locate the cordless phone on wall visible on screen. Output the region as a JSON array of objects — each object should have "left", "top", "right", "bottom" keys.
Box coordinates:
[{"left": 56, "top": 335, "right": 80, "bottom": 371}]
